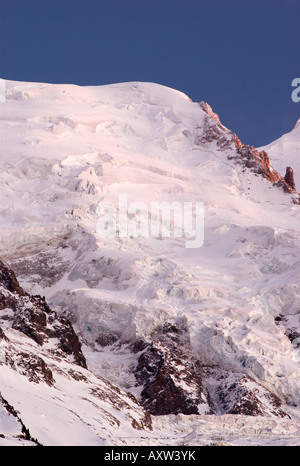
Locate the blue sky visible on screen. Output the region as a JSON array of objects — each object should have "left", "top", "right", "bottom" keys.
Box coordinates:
[{"left": 0, "top": 0, "right": 299, "bottom": 147}]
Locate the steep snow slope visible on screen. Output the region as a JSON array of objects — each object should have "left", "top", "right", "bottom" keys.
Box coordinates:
[{"left": 0, "top": 79, "right": 300, "bottom": 445}]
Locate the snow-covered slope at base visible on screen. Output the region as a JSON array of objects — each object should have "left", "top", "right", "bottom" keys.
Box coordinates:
[
  {"left": 0, "top": 79, "right": 300, "bottom": 444},
  {"left": 0, "top": 396, "right": 37, "bottom": 446},
  {"left": 150, "top": 413, "right": 300, "bottom": 446},
  {"left": 0, "top": 259, "right": 152, "bottom": 446},
  {"left": 258, "top": 119, "right": 300, "bottom": 188},
  {"left": 0, "top": 353, "right": 148, "bottom": 446}
]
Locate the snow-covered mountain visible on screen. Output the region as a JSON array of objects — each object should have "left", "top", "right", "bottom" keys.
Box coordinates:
[{"left": 0, "top": 79, "right": 300, "bottom": 445}]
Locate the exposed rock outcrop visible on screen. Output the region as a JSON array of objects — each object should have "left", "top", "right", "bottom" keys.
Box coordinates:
[
  {"left": 133, "top": 321, "right": 213, "bottom": 416},
  {"left": 0, "top": 260, "right": 26, "bottom": 296},
  {"left": 199, "top": 102, "right": 299, "bottom": 198},
  {"left": 234, "top": 145, "right": 282, "bottom": 183},
  {"left": 0, "top": 259, "right": 86, "bottom": 368},
  {"left": 133, "top": 321, "right": 289, "bottom": 419},
  {"left": 284, "top": 166, "right": 296, "bottom": 191},
  {"left": 6, "top": 351, "right": 55, "bottom": 386},
  {"left": 202, "top": 367, "right": 289, "bottom": 418},
  {"left": 0, "top": 393, "right": 41, "bottom": 445}
]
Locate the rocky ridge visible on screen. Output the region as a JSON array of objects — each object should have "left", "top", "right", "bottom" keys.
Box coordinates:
[
  {"left": 131, "top": 320, "right": 290, "bottom": 419},
  {"left": 0, "top": 259, "right": 87, "bottom": 368},
  {"left": 199, "top": 101, "right": 299, "bottom": 200}
]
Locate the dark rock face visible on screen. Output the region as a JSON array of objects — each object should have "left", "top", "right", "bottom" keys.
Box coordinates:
[
  {"left": 0, "top": 260, "right": 87, "bottom": 368},
  {"left": 134, "top": 321, "right": 213, "bottom": 416},
  {"left": 284, "top": 166, "right": 296, "bottom": 191},
  {"left": 0, "top": 260, "right": 26, "bottom": 296},
  {"left": 0, "top": 327, "right": 8, "bottom": 341},
  {"left": 204, "top": 367, "right": 289, "bottom": 418},
  {"left": 232, "top": 143, "right": 299, "bottom": 196},
  {"left": 229, "top": 143, "right": 297, "bottom": 194},
  {"left": 235, "top": 145, "right": 282, "bottom": 183},
  {"left": 196, "top": 103, "right": 230, "bottom": 150},
  {"left": 198, "top": 102, "right": 299, "bottom": 198},
  {"left": 275, "top": 314, "right": 300, "bottom": 349},
  {"left": 6, "top": 351, "right": 55, "bottom": 386},
  {"left": 96, "top": 333, "right": 119, "bottom": 347},
  {"left": 133, "top": 321, "right": 289, "bottom": 419}
]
